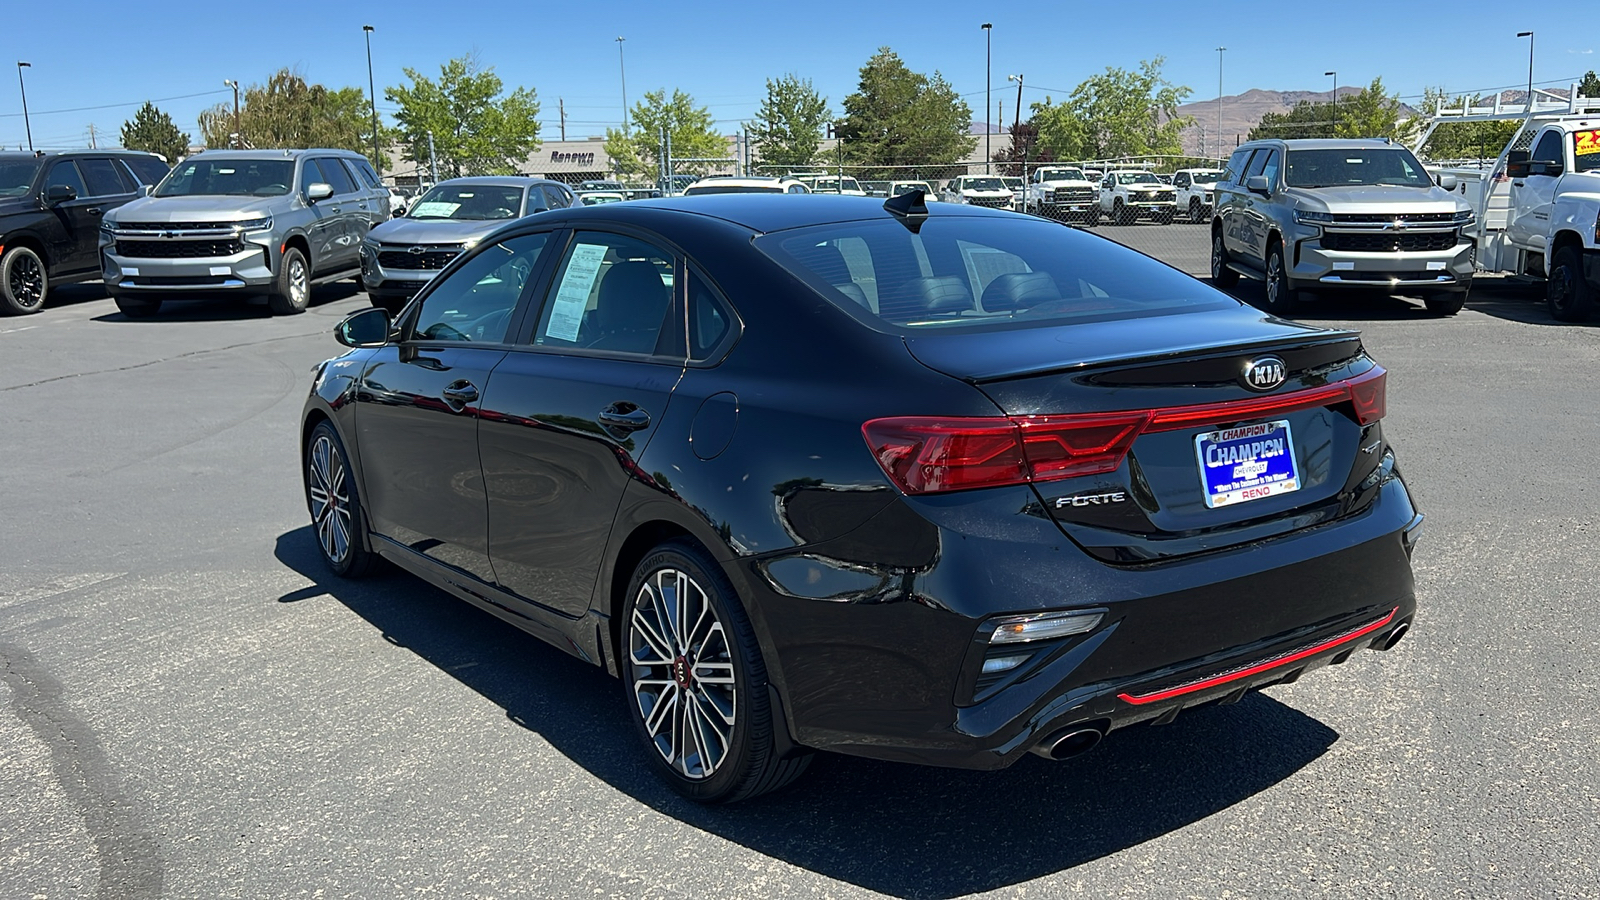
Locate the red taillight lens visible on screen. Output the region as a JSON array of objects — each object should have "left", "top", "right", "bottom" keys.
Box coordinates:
[
  {"left": 1016, "top": 411, "right": 1151, "bottom": 481},
  {"left": 861, "top": 418, "right": 1028, "bottom": 494},
  {"left": 1347, "top": 366, "right": 1386, "bottom": 425}
]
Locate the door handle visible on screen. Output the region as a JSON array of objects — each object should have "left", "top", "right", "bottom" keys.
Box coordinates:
[
  {"left": 597, "top": 403, "right": 650, "bottom": 434},
  {"left": 441, "top": 381, "right": 479, "bottom": 409},
  {"left": 87, "top": 207, "right": 103, "bottom": 215}
]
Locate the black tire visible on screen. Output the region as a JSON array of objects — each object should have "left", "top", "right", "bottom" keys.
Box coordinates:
[
  {"left": 1263, "top": 240, "right": 1298, "bottom": 314},
  {"left": 1189, "top": 199, "right": 1203, "bottom": 223},
  {"left": 622, "top": 540, "right": 812, "bottom": 803},
  {"left": 1211, "top": 227, "right": 1239, "bottom": 288},
  {"left": 1113, "top": 200, "right": 1130, "bottom": 226},
  {"left": 1423, "top": 291, "right": 1467, "bottom": 317},
  {"left": 1547, "top": 245, "right": 1594, "bottom": 323},
  {"left": 113, "top": 295, "right": 162, "bottom": 318},
  {"left": 1086, "top": 206, "right": 1100, "bottom": 227},
  {"left": 268, "top": 247, "right": 310, "bottom": 315},
  {"left": 304, "top": 420, "right": 378, "bottom": 578},
  {"left": 0, "top": 245, "right": 48, "bottom": 315}
]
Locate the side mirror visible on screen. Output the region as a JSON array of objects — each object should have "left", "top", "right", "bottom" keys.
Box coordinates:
[
  {"left": 1527, "top": 160, "right": 1564, "bottom": 178},
  {"left": 1506, "top": 159, "right": 1530, "bottom": 179},
  {"left": 307, "top": 182, "right": 334, "bottom": 202},
  {"left": 335, "top": 307, "right": 391, "bottom": 347},
  {"left": 136, "top": 184, "right": 151, "bottom": 198},
  {"left": 45, "top": 184, "right": 78, "bottom": 204},
  {"left": 1246, "top": 175, "right": 1270, "bottom": 196},
  {"left": 1437, "top": 173, "right": 1459, "bottom": 191}
]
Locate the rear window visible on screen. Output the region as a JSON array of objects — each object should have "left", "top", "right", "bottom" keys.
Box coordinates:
[{"left": 756, "top": 217, "right": 1232, "bottom": 332}]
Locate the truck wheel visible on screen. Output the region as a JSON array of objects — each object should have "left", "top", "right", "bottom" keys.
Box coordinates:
[
  {"left": 1547, "top": 245, "right": 1594, "bottom": 322},
  {"left": 1423, "top": 291, "right": 1467, "bottom": 317},
  {"left": 1263, "top": 240, "right": 1298, "bottom": 314},
  {"left": 1112, "top": 200, "right": 1128, "bottom": 226},
  {"left": 268, "top": 247, "right": 310, "bottom": 315},
  {"left": 1188, "top": 199, "right": 1203, "bottom": 223},
  {"left": 114, "top": 295, "right": 162, "bottom": 318},
  {"left": 0, "top": 245, "right": 48, "bottom": 315},
  {"left": 1086, "top": 207, "right": 1100, "bottom": 227},
  {"left": 1211, "top": 227, "right": 1239, "bottom": 288}
]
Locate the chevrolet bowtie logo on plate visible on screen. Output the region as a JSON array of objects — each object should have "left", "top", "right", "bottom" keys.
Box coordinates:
[
  {"left": 1241, "top": 356, "right": 1287, "bottom": 392},
  {"left": 408, "top": 246, "right": 427, "bottom": 255}
]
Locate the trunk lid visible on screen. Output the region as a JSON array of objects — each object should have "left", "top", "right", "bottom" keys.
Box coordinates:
[{"left": 903, "top": 308, "right": 1383, "bottom": 563}]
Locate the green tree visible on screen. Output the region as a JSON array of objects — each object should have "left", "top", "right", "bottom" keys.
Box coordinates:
[
  {"left": 603, "top": 89, "right": 727, "bottom": 179},
  {"left": 836, "top": 48, "right": 975, "bottom": 176},
  {"left": 1035, "top": 58, "right": 1191, "bottom": 161},
  {"left": 1416, "top": 87, "right": 1519, "bottom": 160},
  {"left": 120, "top": 101, "right": 190, "bottom": 163},
  {"left": 199, "top": 69, "right": 374, "bottom": 158},
  {"left": 1331, "top": 77, "right": 1415, "bottom": 142},
  {"left": 386, "top": 54, "right": 541, "bottom": 178},
  {"left": 1579, "top": 70, "right": 1600, "bottom": 99},
  {"left": 748, "top": 75, "right": 830, "bottom": 170},
  {"left": 1249, "top": 101, "right": 1339, "bottom": 141}
]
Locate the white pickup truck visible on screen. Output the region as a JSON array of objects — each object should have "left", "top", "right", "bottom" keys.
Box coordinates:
[
  {"left": 1172, "top": 168, "right": 1224, "bottom": 223},
  {"left": 1420, "top": 95, "right": 1600, "bottom": 320},
  {"left": 1022, "top": 166, "right": 1099, "bottom": 224}
]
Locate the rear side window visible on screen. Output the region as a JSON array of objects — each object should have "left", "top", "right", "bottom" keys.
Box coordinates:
[
  {"left": 78, "top": 158, "right": 128, "bottom": 196},
  {"left": 757, "top": 217, "right": 1232, "bottom": 333},
  {"left": 533, "top": 232, "right": 676, "bottom": 357},
  {"left": 688, "top": 270, "right": 734, "bottom": 360},
  {"left": 349, "top": 158, "right": 381, "bottom": 188}
]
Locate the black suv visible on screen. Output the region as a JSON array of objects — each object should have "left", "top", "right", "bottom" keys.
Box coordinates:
[{"left": 0, "top": 150, "right": 171, "bottom": 315}]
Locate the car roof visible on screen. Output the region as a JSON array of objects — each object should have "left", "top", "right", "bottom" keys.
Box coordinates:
[
  {"left": 183, "top": 148, "right": 367, "bottom": 160},
  {"left": 0, "top": 149, "right": 163, "bottom": 161},
  {"left": 1246, "top": 138, "right": 1402, "bottom": 151},
  {"left": 429, "top": 175, "right": 558, "bottom": 188},
  {"left": 586, "top": 194, "right": 1016, "bottom": 234}
]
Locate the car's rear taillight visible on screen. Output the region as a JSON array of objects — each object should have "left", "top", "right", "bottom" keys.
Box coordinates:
[{"left": 864, "top": 366, "right": 1388, "bottom": 495}]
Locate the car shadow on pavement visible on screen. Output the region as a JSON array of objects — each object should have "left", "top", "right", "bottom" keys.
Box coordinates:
[
  {"left": 90, "top": 282, "right": 362, "bottom": 323},
  {"left": 1213, "top": 282, "right": 1445, "bottom": 322},
  {"left": 275, "top": 526, "right": 1339, "bottom": 899},
  {"left": 1461, "top": 281, "right": 1600, "bottom": 328}
]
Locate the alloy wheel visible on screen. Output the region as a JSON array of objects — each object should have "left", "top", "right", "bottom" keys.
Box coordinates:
[
  {"left": 307, "top": 434, "right": 352, "bottom": 564},
  {"left": 1212, "top": 233, "right": 1226, "bottom": 278},
  {"left": 628, "top": 567, "right": 737, "bottom": 780},
  {"left": 1266, "top": 253, "right": 1283, "bottom": 306},
  {"left": 1549, "top": 264, "right": 1574, "bottom": 314},
  {"left": 8, "top": 253, "right": 44, "bottom": 309},
  {"left": 289, "top": 257, "right": 309, "bottom": 307}
]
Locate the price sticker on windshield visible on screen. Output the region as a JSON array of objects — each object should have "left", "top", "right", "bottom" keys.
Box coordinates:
[{"left": 1576, "top": 130, "right": 1600, "bottom": 156}]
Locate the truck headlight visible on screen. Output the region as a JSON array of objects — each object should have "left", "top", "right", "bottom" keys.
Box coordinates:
[
  {"left": 234, "top": 216, "right": 273, "bottom": 232},
  {"left": 1453, "top": 209, "right": 1474, "bottom": 225},
  {"left": 1295, "top": 210, "right": 1335, "bottom": 225}
]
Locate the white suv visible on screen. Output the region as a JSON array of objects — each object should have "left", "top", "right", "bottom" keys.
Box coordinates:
[
  {"left": 1172, "top": 169, "right": 1225, "bottom": 223},
  {"left": 941, "top": 176, "right": 1014, "bottom": 209}
]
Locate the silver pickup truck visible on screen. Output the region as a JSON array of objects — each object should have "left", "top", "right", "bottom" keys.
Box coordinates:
[
  {"left": 100, "top": 149, "right": 389, "bottom": 317},
  {"left": 1210, "top": 138, "right": 1475, "bottom": 316}
]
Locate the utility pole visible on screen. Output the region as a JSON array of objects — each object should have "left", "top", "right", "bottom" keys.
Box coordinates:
[
  {"left": 87, "top": 123, "right": 96, "bottom": 148},
  {"left": 363, "top": 25, "right": 381, "bottom": 175},
  {"left": 1215, "top": 47, "right": 1226, "bottom": 161},
  {"left": 982, "top": 23, "right": 992, "bottom": 174},
  {"left": 427, "top": 130, "right": 438, "bottom": 185},
  {"left": 224, "top": 79, "right": 241, "bottom": 149},
  {"left": 16, "top": 62, "right": 33, "bottom": 153},
  {"left": 1326, "top": 71, "right": 1338, "bottom": 133},
  {"left": 1517, "top": 31, "right": 1535, "bottom": 111},
  {"left": 616, "top": 37, "right": 629, "bottom": 136},
  {"left": 1009, "top": 73, "right": 1024, "bottom": 132},
  {"left": 559, "top": 98, "right": 566, "bottom": 141}
]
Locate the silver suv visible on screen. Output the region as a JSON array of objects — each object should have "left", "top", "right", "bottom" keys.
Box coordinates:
[
  {"left": 100, "top": 149, "right": 390, "bottom": 317},
  {"left": 1210, "top": 138, "right": 1475, "bottom": 315}
]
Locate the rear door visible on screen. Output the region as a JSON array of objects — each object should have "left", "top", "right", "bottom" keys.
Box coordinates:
[
  {"left": 479, "top": 229, "right": 685, "bottom": 617},
  {"left": 71, "top": 157, "right": 136, "bottom": 272}
]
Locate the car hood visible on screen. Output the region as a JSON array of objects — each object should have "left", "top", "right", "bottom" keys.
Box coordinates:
[
  {"left": 1287, "top": 185, "right": 1465, "bottom": 213},
  {"left": 961, "top": 189, "right": 1013, "bottom": 197},
  {"left": 1038, "top": 180, "right": 1096, "bottom": 188},
  {"left": 367, "top": 217, "right": 507, "bottom": 244},
  {"left": 106, "top": 195, "right": 284, "bottom": 222},
  {"left": 0, "top": 196, "right": 38, "bottom": 218},
  {"left": 1123, "top": 184, "right": 1168, "bottom": 192}
]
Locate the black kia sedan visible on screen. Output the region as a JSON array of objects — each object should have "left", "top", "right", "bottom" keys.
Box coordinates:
[{"left": 301, "top": 193, "right": 1422, "bottom": 803}]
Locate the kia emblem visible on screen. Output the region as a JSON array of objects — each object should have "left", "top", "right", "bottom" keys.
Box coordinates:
[{"left": 1241, "top": 356, "right": 1287, "bottom": 392}]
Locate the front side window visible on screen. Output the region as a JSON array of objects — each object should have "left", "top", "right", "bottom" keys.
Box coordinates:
[
  {"left": 758, "top": 217, "right": 1232, "bottom": 333},
  {"left": 1174, "top": 173, "right": 1190, "bottom": 188},
  {"left": 534, "top": 232, "right": 675, "bottom": 356},
  {"left": 1531, "top": 131, "right": 1563, "bottom": 163},
  {"left": 155, "top": 159, "right": 293, "bottom": 197},
  {"left": 46, "top": 161, "right": 86, "bottom": 198},
  {"left": 542, "top": 185, "right": 570, "bottom": 210},
  {"left": 300, "top": 159, "right": 328, "bottom": 192},
  {"left": 1222, "top": 147, "right": 1253, "bottom": 183},
  {"left": 1259, "top": 150, "right": 1282, "bottom": 190},
  {"left": 411, "top": 233, "right": 548, "bottom": 344},
  {"left": 1244, "top": 151, "right": 1270, "bottom": 181},
  {"left": 121, "top": 155, "right": 170, "bottom": 188},
  {"left": 319, "top": 158, "right": 358, "bottom": 195}
]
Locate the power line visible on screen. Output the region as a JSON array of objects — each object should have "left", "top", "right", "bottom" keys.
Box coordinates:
[{"left": 0, "top": 88, "right": 232, "bottom": 119}]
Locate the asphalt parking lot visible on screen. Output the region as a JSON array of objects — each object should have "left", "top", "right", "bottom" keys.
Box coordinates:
[{"left": 3, "top": 227, "right": 1597, "bottom": 899}]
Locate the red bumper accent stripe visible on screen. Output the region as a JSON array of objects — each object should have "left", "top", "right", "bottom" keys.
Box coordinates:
[{"left": 1116, "top": 609, "right": 1398, "bottom": 706}]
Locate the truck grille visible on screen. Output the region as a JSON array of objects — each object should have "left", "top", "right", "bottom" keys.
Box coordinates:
[
  {"left": 1328, "top": 212, "right": 1455, "bottom": 225},
  {"left": 116, "top": 239, "right": 245, "bottom": 258},
  {"left": 969, "top": 197, "right": 1011, "bottom": 209},
  {"left": 377, "top": 246, "right": 461, "bottom": 270},
  {"left": 114, "top": 221, "right": 240, "bottom": 232},
  {"left": 1321, "top": 232, "right": 1458, "bottom": 253},
  {"left": 1049, "top": 188, "right": 1095, "bottom": 203}
]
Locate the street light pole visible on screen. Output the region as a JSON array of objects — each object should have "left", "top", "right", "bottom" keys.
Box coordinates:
[
  {"left": 1517, "top": 31, "right": 1534, "bottom": 110},
  {"left": 364, "top": 25, "right": 381, "bottom": 175},
  {"left": 223, "top": 79, "right": 241, "bottom": 149},
  {"left": 16, "top": 62, "right": 32, "bottom": 152},
  {"left": 982, "top": 23, "right": 992, "bottom": 174},
  {"left": 1215, "top": 47, "right": 1226, "bottom": 161},
  {"left": 1326, "top": 70, "right": 1338, "bottom": 133},
  {"left": 616, "top": 37, "right": 629, "bottom": 136},
  {"left": 1007, "top": 74, "right": 1024, "bottom": 179}
]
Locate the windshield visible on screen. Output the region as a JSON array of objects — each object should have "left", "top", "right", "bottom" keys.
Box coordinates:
[
  {"left": 1284, "top": 149, "right": 1432, "bottom": 188},
  {"left": 1117, "top": 173, "right": 1160, "bottom": 185},
  {"left": 891, "top": 182, "right": 933, "bottom": 196},
  {"left": 1575, "top": 129, "right": 1600, "bottom": 173},
  {"left": 154, "top": 159, "right": 295, "bottom": 197},
  {"left": 1038, "top": 169, "right": 1086, "bottom": 181},
  {"left": 0, "top": 160, "right": 41, "bottom": 197},
  {"left": 407, "top": 184, "right": 526, "bottom": 220},
  {"left": 757, "top": 217, "right": 1232, "bottom": 332},
  {"left": 684, "top": 183, "right": 785, "bottom": 195},
  {"left": 580, "top": 193, "right": 623, "bottom": 205},
  {"left": 962, "top": 178, "right": 1006, "bottom": 191},
  {"left": 1188, "top": 170, "right": 1223, "bottom": 184}
]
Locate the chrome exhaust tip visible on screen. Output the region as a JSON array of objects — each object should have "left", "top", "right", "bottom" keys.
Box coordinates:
[
  {"left": 1030, "top": 726, "right": 1105, "bottom": 761},
  {"left": 1378, "top": 621, "right": 1410, "bottom": 651}
]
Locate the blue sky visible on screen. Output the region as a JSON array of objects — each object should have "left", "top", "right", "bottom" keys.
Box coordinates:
[{"left": 3, "top": 0, "right": 1595, "bottom": 150}]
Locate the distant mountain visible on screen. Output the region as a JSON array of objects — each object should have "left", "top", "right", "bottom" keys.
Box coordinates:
[{"left": 1174, "top": 88, "right": 1420, "bottom": 157}]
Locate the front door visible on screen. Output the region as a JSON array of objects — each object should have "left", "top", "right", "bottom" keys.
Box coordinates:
[
  {"left": 480, "top": 230, "right": 684, "bottom": 617},
  {"left": 40, "top": 161, "right": 102, "bottom": 276},
  {"left": 354, "top": 231, "right": 553, "bottom": 583},
  {"left": 1508, "top": 129, "right": 1564, "bottom": 253},
  {"left": 299, "top": 158, "right": 349, "bottom": 274}
]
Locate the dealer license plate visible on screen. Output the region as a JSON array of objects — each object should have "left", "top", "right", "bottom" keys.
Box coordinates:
[{"left": 1194, "top": 419, "right": 1300, "bottom": 508}]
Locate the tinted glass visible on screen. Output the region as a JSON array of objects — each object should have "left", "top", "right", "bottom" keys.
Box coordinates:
[
  {"left": 46, "top": 161, "right": 87, "bottom": 197},
  {"left": 411, "top": 232, "right": 548, "bottom": 343},
  {"left": 1531, "top": 131, "right": 1563, "bottom": 163},
  {"left": 1282, "top": 149, "right": 1431, "bottom": 188},
  {"left": 1173, "top": 173, "right": 1189, "bottom": 188},
  {"left": 78, "top": 158, "right": 128, "bottom": 196},
  {"left": 684, "top": 183, "right": 784, "bottom": 195},
  {"left": 0, "top": 160, "right": 43, "bottom": 197},
  {"left": 758, "top": 217, "right": 1233, "bottom": 332},
  {"left": 542, "top": 185, "right": 569, "bottom": 209},
  {"left": 1223, "top": 147, "right": 1253, "bottom": 183},
  {"left": 349, "top": 158, "right": 381, "bottom": 188},
  {"left": 534, "top": 232, "right": 675, "bottom": 356},
  {"left": 1243, "top": 150, "right": 1270, "bottom": 180},
  {"left": 156, "top": 158, "right": 292, "bottom": 197},
  {"left": 299, "top": 158, "right": 327, "bottom": 191},
  {"left": 688, "top": 270, "right": 732, "bottom": 360},
  {"left": 319, "top": 158, "right": 359, "bottom": 195},
  {"left": 121, "top": 155, "right": 170, "bottom": 187},
  {"left": 408, "top": 183, "right": 525, "bottom": 220},
  {"left": 1260, "top": 150, "right": 1282, "bottom": 189}
]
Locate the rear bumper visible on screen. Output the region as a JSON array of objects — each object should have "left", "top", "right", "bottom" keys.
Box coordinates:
[{"left": 740, "top": 473, "right": 1420, "bottom": 770}]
